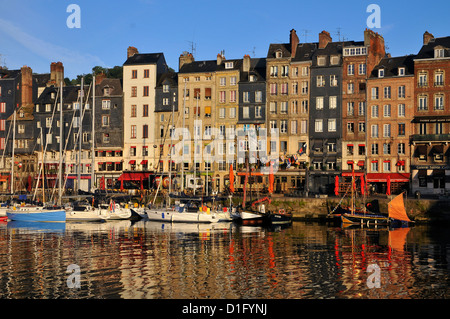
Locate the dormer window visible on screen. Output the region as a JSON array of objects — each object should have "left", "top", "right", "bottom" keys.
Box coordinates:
[
  {"left": 51, "top": 92, "right": 56, "bottom": 99},
  {"left": 249, "top": 75, "right": 256, "bottom": 82},
  {"left": 225, "top": 62, "right": 234, "bottom": 69},
  {"left": 330, "top": 55, "right": 339, "bottom": 65},
  {"left": 378, "top": 69, "right": 385, "bottom": 78},
  {"left": 103, "top": 87, "right": 111, "bottom": 96},
  {"left": 275, "top": 51, "right": 282, "bottom": 59},
  {"left": 435, "top": 48, "right": 444, "bottom": 58},
  {"left": 317, "top": 56, "right": 326, "bottom": 66},
  {"left": 398, "top": 67, "right": 405, "bottom": 76}
]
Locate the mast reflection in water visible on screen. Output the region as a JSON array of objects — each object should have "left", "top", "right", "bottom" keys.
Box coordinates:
[{"left": 0, "top": 220, "right": 449, "bottom": 299}]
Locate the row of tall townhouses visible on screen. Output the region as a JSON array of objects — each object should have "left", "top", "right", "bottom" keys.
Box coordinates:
[{"left": 0, "top": 29, "right": 449, "bottom": 197}]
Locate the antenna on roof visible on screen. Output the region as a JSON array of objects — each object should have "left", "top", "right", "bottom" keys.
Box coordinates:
[
  {"left": 252, "top": 47, "right": 256, "bottom": 57},
  {"left": 301, "top": 29, "right": 311, "bottom": 42},
  {"left": 187, "top": 41, "right": 197, "bottom": 57},
  {"left": 336, "top": 28, "right": 342, "bottom": 42}
]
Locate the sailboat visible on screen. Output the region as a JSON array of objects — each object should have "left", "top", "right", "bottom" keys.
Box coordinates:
[
  {"left": 6, "top": 96, "right": 66, "bottom": 223},
  {"left": 340, "top": 192, "right": 413, "bottom": 227}
]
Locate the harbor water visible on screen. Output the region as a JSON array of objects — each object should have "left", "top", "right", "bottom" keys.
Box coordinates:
[{"left": 0, "top": 219, "right": 449, "bottom": 299}]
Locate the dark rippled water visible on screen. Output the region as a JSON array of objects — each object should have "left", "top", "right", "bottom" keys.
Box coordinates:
[{"left": 0, "top": 219, "right": 449, "bottom": 299}]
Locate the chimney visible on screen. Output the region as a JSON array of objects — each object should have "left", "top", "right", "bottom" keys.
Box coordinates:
[
  {"left": 95, "top": 72, "right": 106, "bottom": 85},
  {"left": 318, "top": 30, "right": 332, "bottom": 49},
  {"left": 423, "top": 31, "right": 434, "bottom": 45},
  {"left": 217, "top": 53, "right": 224, "bottom": 65},
  {"left": 290, "top": 29, "right": 299, "bottom": 58},
  {"left": 127, "top": 46, "right": 139, "bottom": 58},
  {"left": 20, "top": 65, "right": 33, "bottom": 107},
  {"left": 243, "top": 55, "right": 251, "bottom": 72},
  {"left": 364, "top": 28, "right": 385, "bottom": 72},
  {"left": 49, "top": 61, "right": 64, "bottom": 86},
  {"left": 179, "top": 51, "right": 195, "bottom": 70}
]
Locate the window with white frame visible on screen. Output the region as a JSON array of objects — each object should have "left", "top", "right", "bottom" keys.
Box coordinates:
[
  {"left": 230, "top": 107, "right": 236, "bottom": 118},
  {"left": 317, "top": 76, "right": 325, "bottom": 87},
  {"left": 359, "top": 63, "right": 366, "bottom": 75},
  {"left": 435, "top": 94, "right": 444, "bottom": 110},
  {"left": 371, "top": 87, "right": 379, "bottom": 100},
  {"left": 398, "top": 85, "right": 405, "bottom": 98},
  {"left": 418, "top": 95, "right": 428, "bottom": 110},
  {"left": 383, "top": 104, "right": 391, "bottom": 117},
  {"left": 383, "top": 124, "right": 391, "bottom": 137},
  {"left": 398, "top": 104, "right": 405, "bottom": 117},
  {"left": 372, "top": 105, "right": 379, "bottom": 118},
  {"left": 330, "top": 75, "right": 338, "bottom": 87},
  {"left": 348, "top": 64, "right": 354, "bottom": 75},
  {"left": 371, "top": 124, "right": 378, "bottom": 138},
  {"left": 328, "top": 119, "right": 336, "bottom": 132},
  {"left": 315, "top": 119, "right": 323, "bottom": 132},
  {"left": 316, "top": 97, "right": 324, "bottom": 109},
  {"left": 384, "top": 86, "right": 391, "bottom": 99},
  {"left": 329, "top": 96, "right": 337, "bottom": 109}
]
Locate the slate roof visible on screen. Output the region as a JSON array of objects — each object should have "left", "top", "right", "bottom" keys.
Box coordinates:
[
  {"left": 267, "top": 43, "right": 292, "bottom": 59},
  {"left": 156, "top": 71, "right": 178, "bottom": 87},
  {"left": 123, "top": 53, "right": 165, "bottom": 65},
  {"left": 95, "top": 78, "right": 123, "bottom": 96},
  {"left": 240, "top": 58, "right": 266, "bottom": 82},
  {"left": 292, "top": 42, "right": 318, "bottom": 62},
  {"left": 370, "top": 55, "right": 416, "bottom": 78},
  {"left": 178, "top": 60, "right": 218, "bottom": 74},
  {"left": 415, "top": 36, "right": 450, "bottom": 59}
]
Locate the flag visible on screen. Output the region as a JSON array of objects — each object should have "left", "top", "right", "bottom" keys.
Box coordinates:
[{"left": 298, "top": 142, "right": 306, "bottom": 155}]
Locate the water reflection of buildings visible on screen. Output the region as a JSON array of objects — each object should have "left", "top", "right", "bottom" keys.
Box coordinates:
[
  {"left": 0, "top": 222, "right": 449, "bottom": 298},
  {"left": 335, "top": 227, "right": 416, "bottom": 298}
]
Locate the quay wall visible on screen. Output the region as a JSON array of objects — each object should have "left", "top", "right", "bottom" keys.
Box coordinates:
[{"left": 266, "top": 195, "right": 450, "bottom": 224}]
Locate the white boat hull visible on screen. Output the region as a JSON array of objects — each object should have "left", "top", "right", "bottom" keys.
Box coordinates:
[
  {"left": 146, "top": 209, "right": 219, "bottom": 223},
  {"left": 66, "top": 208, "right": 109, "bottom": 222}
]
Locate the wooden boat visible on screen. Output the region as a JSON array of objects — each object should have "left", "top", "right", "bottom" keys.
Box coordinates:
[{"left": 341, "top": 192, "right": 413, "bottom": 227}]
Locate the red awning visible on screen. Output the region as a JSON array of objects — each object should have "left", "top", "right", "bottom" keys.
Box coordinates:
[
  {"left": 357, "top": 160, "right": 365, "bottom": 166},
  {"left": 366, "top": 173, "right": 410, "bottom": 183},
  {"left": 118, "top": 172, "right": 151, "bottom": 181},
  {"left": 141, "top": 160, "right": 148, "bottom": 164},
  {"left": 129, "top": 160, "right": 136, "bottom": 164}
]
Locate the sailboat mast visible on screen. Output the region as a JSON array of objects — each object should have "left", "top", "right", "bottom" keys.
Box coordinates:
[
  {"left": 58, "top": 81, "right": 63, "bottom": 205},
  {"left": 11, "top": 110, "right": 16, "bottom": 195},
  {"left": 91, "top": 75, "right": 95, "bottom": 191},
  {"left": 181, "top": 81, "right": 186, "bottom": 192},
  {"left": 78, "top": 77, "right": 83, "bottom": 192},
  {"left": 168, "top": 91, "right": 174, "bottom": 207}
]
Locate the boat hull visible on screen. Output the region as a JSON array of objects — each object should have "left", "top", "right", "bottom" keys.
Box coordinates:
[
  {"left": 269, "top": 212, "right": 293, "bottom": 225},
  {"left": 341, "top": 213, "right": 389, "bottom": 226},
  {"left": 146, "top": 209, "right": 219, "bottom": 223},
  {"left": 7, "top": 209, "right": 66, "bottom": 223}
]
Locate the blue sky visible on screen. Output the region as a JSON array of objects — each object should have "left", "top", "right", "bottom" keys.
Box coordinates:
[{"left": 0, "top": 0, "right": 449, "bottom": 79}]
